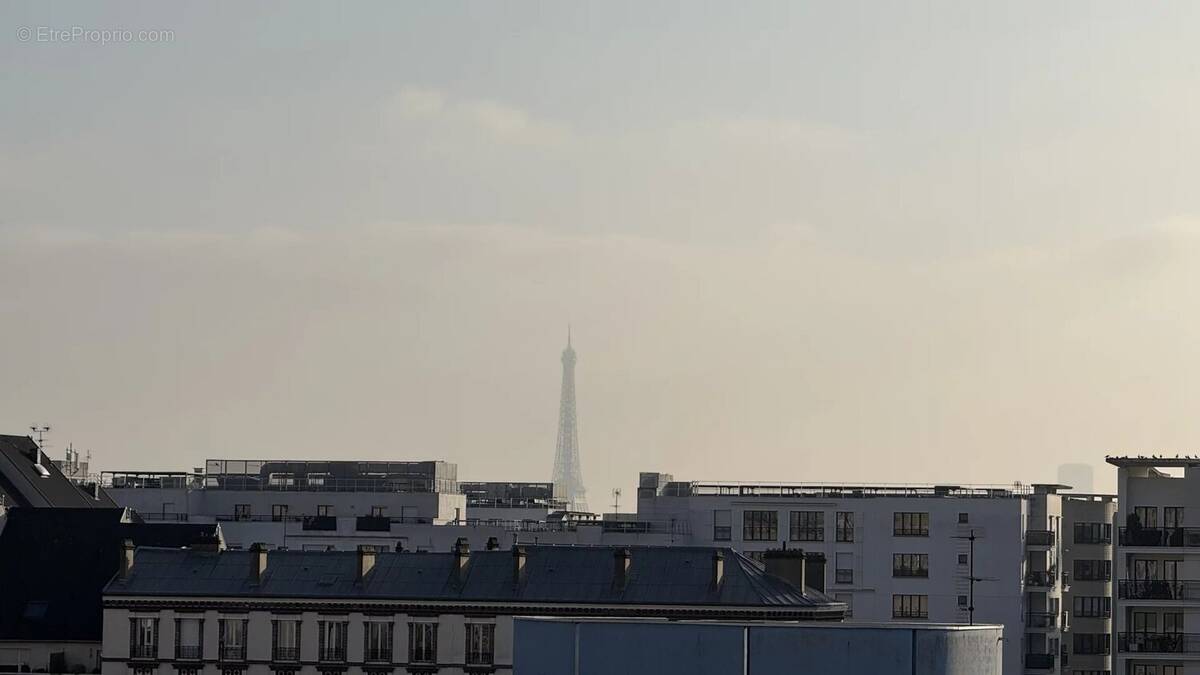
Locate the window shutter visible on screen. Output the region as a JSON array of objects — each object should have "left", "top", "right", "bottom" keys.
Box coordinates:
[
  {"left": 129, "top": 618, "right": 136, "bottom": 656},
  {"left": 272, "top": 620, "right": 278, "bottom": 658},
  {"left": 242, "top": 619, "right": 249, "bottom": 659},
  {"left": 199, "top": 619, "right": 204, "bottom": 659},
  {"left": 318, "top": 621, "right": 326, "bottom": 657},
  {"left": 388, "top": 621, "right": 395, "bottom": 660},
  {"left": 153, "top": 619, "right": 159, "bottom": 656},
  {"left": 363, "top": 621, "right": 369, "bottom": 658}
]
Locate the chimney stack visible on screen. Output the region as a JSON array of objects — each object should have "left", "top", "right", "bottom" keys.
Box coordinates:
[
  {"left": 91, "top": 482, "right": 102, "bottom": 501},
  {"left": 613, "top": 548, "right": 631, "bottom": 591},
  {"left": 803, "top": 552, "right": 827, "bottom": 593},
  {"left": 452, "top": 538, "right": 470, "bottom": 584},
  {"left": 357, "top": 545, "right": 377, "bottom": 582},
  {"left": 486, "top": 536, "right": 500, "bottom": 551},
  {"left": 763, "top": 548, "right": 807, "bottom": 594},
  {"left": 712, "top": 549, "right": 725, "bottom": 587},
  {"left": 512, "top": 545, "right": 527, "bottom": 586},
  {"left": 250, "top": 543, "right": 268, "bottom": 585},
  {"left": 394, "top": 541, "right": 405, "bottom": 553},
  {"left": 191, "top": 533, "right": 221, "bottom": 553},
  {"left": 120, "top": 539, "right": 135, "bottom": 579}
]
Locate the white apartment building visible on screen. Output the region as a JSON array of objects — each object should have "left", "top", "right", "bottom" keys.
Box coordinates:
[
  {"left": 636, "top": 472, "right": 1072, "bottom": 675},
  {"left": 1109, "top": 456, "right": 1200, "bottom": 675},
  {"left": 101, "top": 541, "right": 844, "bottom": 675}
]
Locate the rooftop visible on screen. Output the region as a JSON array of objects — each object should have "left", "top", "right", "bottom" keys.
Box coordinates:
[
  {"left": 1107, "top": 455, "right": 1200, "bottom": 468},
  {"left": 652, "top": 480, "right": 1059, "bottom": 499},
  {"left": 0, "top": 434, "right": 116, "bottom": 508},
  {"left": 105, "top": 545, "right": 843, "bottom": 615}
]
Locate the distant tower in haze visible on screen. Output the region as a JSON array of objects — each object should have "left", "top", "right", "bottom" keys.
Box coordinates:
[
  {"left": 1058, "top": 463, "right": 1095, "bottom": 492},
  {"left": 552, "top": 328, "right": 588, "bottom": 512}
]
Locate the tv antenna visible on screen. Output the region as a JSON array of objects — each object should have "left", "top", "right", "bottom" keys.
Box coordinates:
[
  {"left": 30, "top": 425, "right": 51, "bottom": 453},
  {"left": 953, "top": 529, "right": 998, "bottom": 625},
  {"left": 611, "top": 488, "right": 622, "bottom": 514}
]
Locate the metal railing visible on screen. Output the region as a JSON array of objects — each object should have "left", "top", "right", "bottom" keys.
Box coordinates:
[
  {"left": 219, "top": 645, "right": 246, "bottom": 662},
  {"left": 1026, "top": 570, "right": 1057, "bottom": 586},
  {"left": 318, "top": 648, "right": 347, "bottom": 663},
  {"left": 1024, "top": 653, "right": 1055, "bottom": 669},
  {"left": 130, "top": 645, "right": 157, "bottom": 660},
  {"left": 301, "top": 515, "right": 337, "bottom": 531},
  {"left": 1027, "top": 612, "right": 1057, "bottom": 628},
  {"left": 1119, "top": 580, "right": 1200, "bottom": 600},
  {"left": 1119, "top": 527, "right": 1200, "bottom": 547},
  {"left": 364, "top": 648, "right": 392, "bottom": 663},
  {"left": 1118, "top": 632, "right": 1200, "bottom": 653},
  {"left": 273, "top": 647, "right": 300, "bottom": 662},
  {"left": 1026, "top": 530, "right": 1055, "bottom": 546},
  {"left": 175, "top": 645, "right": 202, "bottom": 660}
]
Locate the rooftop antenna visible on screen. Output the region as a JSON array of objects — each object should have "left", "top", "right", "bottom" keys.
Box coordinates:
[
  {"left": 611, "top": 488, "right": 622, "bottom": 515},
  {"left": 953, "top": 529, "right": 998, "bottom": 625},
  {"left": 30, "top": 425, "right": 51, "bottom": 456}
]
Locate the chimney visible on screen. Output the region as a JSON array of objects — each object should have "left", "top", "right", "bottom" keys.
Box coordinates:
[
  {"left": 512, "top": 545, "right": 527, "bottom": 586},
  {"left": 613, "top": 548, "right": 631, "bottom": 591},
  {"left": 712, "top": 549, "right": 725, "bottom": 587},
  {"left": 120, "top": 539, "right": 135, "bottom": 579},
  {"left": 357, "top": 545, "right": 377, "bottom": 582},
  {"left": 803, "top": 552, "right": 827, "bottom": 593},
  {"left": 91, "top": 482, "right": 102, "bottom": 501},
  {"left": 250, "top": 543, "right": 268, "bottom": 585},
  {"left": 452, "top": 538, "right": 470, "bottom": 584},
  {"left": 394, "top": 541, "right": 405, "bottom": 553},
  {"left": 763, "top": 548, "right": 807, "bottom": 594},
  {"left": 191, "top": 533, "right": 222, "bottom": 553},
  {"left": 486, "top": 536, "right": 500, "bottom": 551}
]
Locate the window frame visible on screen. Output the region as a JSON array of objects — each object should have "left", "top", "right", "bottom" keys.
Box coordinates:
[
  {"left": 892, "top": 594, "right": 928, "bottom": 619},
  {"left": 893, "top": 512, "right": 930, "bottom": 537},
  {"left": 788, "top": 510, "right": 825, "bottom": 542},
  {"left": 465, "top": 622, "right": 496, "bottom": 666},
  {"left": 742, "top": 510, "right": 779, "bottom": 541}
]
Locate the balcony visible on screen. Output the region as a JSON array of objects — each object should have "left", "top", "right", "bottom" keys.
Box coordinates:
[
  {"left": 355, "top": 516, "right": 391, "bottom": 532},
  {"left": 319, "top": 648, "right": 347, "bottom": 663},
  {"left": 1027, "top": 612, "right": 1057, "bottom": 628},
  {"left": 220, "top": 646, "right": 246, "bottom": 662},
  {"left": 1118, "top": 632, "right": 1200, "bottom": 653},
  {"left": 1026, "top": 569, "right": 1057, "bottom": 587},
  {"left": 176, "top": 645, "right": 202, "bottom": 660},
  {"left": 1119, "top": 579, "right": 1200, "bottom": 600},
  {"left": 1119, "top": 527, "right": 1200, "bottom": 547},
  {"left": 365, "top": 648, "right": 392, "bottom": 663},
  {"left": 1026, "top": 530, "right": 1055, "bottom": 546},
  {"left": 1024, "top": 653, "right": 1055, "bottom": 669},
  {"left": 130, "top": 645, "right": 157, "bottom": 660},
  {"left": 302, "top": 515, "right": 337, "bottom": 531}
]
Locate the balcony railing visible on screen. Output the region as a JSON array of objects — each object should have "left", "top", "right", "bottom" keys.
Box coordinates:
[
  {"left": 1119, "top": 579, "right": 1200, "bottom": 600},
  {"left": 1120, "top": 527, "right": 1200, "bottom": 547},
  {"left": 365, "top": 648, "right": 392, "bottom": 663},
  {"left": 1027, "top": 612, "right": 1058, "bottom": 628},
  {"left": 219, "top": 645, "right": 246, "bottom": 662},
  {"left": 355, "top": 516, "right": 392, "bottom": 532},
  {"left": 130, "top": 645, "right": 157, "bottom": 660},
  {"left": 301, "top": 515, "right": 337, "bottom": 531},
  {"left": 1024, "top": 653, "right": 1055, "bottom": 669},
  {"left": 1026, "top": 570, "right": 1057, "bottom": 587},
  {"left": 319, "top": 648, "right": 347, "bottom": 663},
  {"left": 1118, "top": 632, "right": 1200, "bottom": 653},
  {"left": 175, "top": 645, "right": 202, "bottom": 660},
  {"left": 893, "top": 568, "right": 930, "bottom": 578},
  {"left": 1026, "top": 530, "right": 1055, "bottom": 546}
]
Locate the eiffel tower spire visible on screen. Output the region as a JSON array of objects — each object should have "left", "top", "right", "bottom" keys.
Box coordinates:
[{"left": 552, "top": 327, "right": 587, "bottom": 511}]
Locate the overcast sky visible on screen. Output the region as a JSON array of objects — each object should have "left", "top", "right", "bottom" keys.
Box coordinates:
[{"left": 5, "top": 1, "right": 1200, "bottom": 500}]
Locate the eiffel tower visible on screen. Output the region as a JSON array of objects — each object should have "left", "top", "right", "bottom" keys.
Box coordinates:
[{"left": 551, "top": 327, "right": 588, "bottom": 512}]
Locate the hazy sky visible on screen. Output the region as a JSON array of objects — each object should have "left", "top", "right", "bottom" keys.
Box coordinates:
[{"left": 5, "top": 2, "right": 1200, "bottom": 501}]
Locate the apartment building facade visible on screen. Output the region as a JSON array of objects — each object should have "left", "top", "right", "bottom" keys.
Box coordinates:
[
  {"left": 101, "top": 542, "right": 845, "bottom": 675},
  {"left": 1061, "top": 493, "right": 1118, "bottom": 675},
  {"left": 1109, "top": 456, "right": 1200, "bottom": 675},
  {"left": 636, "top": 472, "right": 1075, "bottom": 675}
]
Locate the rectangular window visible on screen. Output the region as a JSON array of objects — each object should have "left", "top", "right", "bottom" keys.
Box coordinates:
[
  {"left": 465, "top": 623, "right": 495, "bottom": 666},
  {"left": 835, "top": 552, "right": 853, "bottom": 584},
  {"left": 317, "top": 504, "right": 333, "bottom": 517},
  {"left": 957, "top": 595, "right": 968, "bottom": 608},
  {"left": 1165, "top": 612, "right": 1184, "bottom": 634},
  {"left": 789, "top": 511, "right": 825, "bottom": 542},
  {"left": 892, "top": 594, "right": 928, "bottom": 619},
  {"left": 1134, "top": 506, "right": 1159, "bottom": 528},
  {"left": 409, "top": 622, "right": 438, "bottom": 665},
  {"left": 233, "top": 504, "right": 251, "bottom": 521},
  {"left": 893, "top": 553, "right": 930, "bottom": 577},
  {"left": 272, "top": 504, "right": 288, "bottom": 522},
  {"left": 318, "top": 620, "right": 348, "bottom": 662},
  {"left": 1073, "top": 522, "right": 1112, "bottom": 544},
  {"left": 836, "top": 512, "right": 854, "bottom": 542},
  {"left": 176, "top": 617, "right": 202, "bottom": 661},
  {"left": 893, "top": 512, "right": 929, "bottom": 536},
  {"left": 1072, "top": 633, "right": 1110, "bottom": 655},
  {"left": 1072, "top": 596, "right": 1111, "bottom": 618},
  {"left": 130, "top": 617, "right": 158, "bottom": 660},
  {"left": 218, "top": 618, "right": 247, "bottom": 662},
  {"left": 364, "top": 621, "right": 393, "bottom": 663},
  {"left": 742, "top": 510, "right": 778, "bottom": 541},
  {"left": 958, "top": 512, "right": 969, "bottom": 524},
  {"left": 370, "top": 505, "right": 386, "bottom": 517},
  {"left": 713, "top": 509, "right": 731, "bottom": 541},
  {"left": 1165, "top": 507, "right": 1184, "bottom": 529},
  {"left": 1073, "top": 559, "right": 1111, "bottom": 581},
  {"left": 958, "top": 553, "right": 969, "bottom": 565},
  {"left": 272, "top": 619, "right": 300, "bottom": 662}
]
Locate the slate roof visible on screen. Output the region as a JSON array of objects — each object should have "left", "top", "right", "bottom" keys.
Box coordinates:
[
  {"left": 106, "top": 545, "right": 842, "bottom": 613},
  {"left": 0, "top": 507, "right": 220, "bottom": 641},
  {"left": 0, "top": 434, "right": 115, "bottom": 508}
]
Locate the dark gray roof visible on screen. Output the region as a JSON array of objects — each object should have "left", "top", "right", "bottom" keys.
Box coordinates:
[
  {"left": 0, "top": 435, "right": 114, "bottom": 508},
  {"left": 106, "top": 545, "right": 840, "bottom": 611}
]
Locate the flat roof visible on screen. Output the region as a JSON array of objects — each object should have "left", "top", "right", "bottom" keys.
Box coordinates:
[
  {"left": 1106, "top": 455, "right": 1200, "bottom": 468},
  {"left": 515, "top": 616, "right": 1003, "bottom": 632}
]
